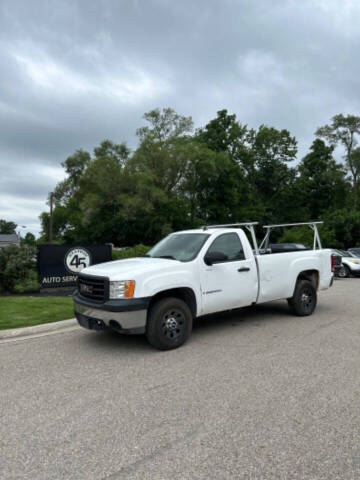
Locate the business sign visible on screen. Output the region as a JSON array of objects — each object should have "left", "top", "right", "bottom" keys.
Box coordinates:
[{"left": 37, "top": 244, "right": 112, "bottom": 288}]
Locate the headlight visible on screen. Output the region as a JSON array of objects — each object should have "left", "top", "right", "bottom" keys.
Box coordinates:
[
  {"left": 109, "top": 280, "right": 135, "bottom": 299},
  {"left": 348, "top": 259, "right": 360, "bottom": 264}
]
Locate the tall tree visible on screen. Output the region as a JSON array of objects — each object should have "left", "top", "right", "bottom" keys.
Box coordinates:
[
  {"left": 316, "top": 114, "right": 360, "bottom": 208},
  {"left": 247, "top": 125, "right": 298, "bottom": 221},
  {"left": 131, "top": 108, "right": 194, "bottom": 193},
  {"left": 297, "top": 139, "right": 349, "bottom": 219},
  {"left": 197, "top": 109, "right": 252, "bottom": 174}
]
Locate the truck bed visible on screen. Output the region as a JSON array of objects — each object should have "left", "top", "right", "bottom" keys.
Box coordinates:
[{"left": 255, "top": 249, "right": 332, "bottom": 304}]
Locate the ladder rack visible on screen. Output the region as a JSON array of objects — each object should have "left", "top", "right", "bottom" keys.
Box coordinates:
[{"left": 260, "top": 222, "right": 323, "bottom": 251}]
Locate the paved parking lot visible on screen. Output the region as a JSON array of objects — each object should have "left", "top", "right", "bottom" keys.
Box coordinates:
[{"left": 1, "top": 278, "right": 360, "bottom": 480}]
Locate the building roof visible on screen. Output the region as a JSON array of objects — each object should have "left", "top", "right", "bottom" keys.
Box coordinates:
[{"left": 0, "top": 234, "right": 20, "bottom": 243}]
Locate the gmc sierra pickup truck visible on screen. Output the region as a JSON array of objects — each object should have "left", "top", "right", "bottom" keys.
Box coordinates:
[{"left": 74, "top": 222, "right": 334, "bottom": 350}]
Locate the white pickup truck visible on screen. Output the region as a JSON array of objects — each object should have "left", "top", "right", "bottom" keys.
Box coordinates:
[{"left": 74, "top": 222, "right": 334, "bottom": 350}]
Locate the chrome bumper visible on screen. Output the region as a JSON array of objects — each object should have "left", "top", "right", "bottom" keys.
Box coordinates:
[{"left": 74, "top": 301, "right": 147, "bottom": 333}]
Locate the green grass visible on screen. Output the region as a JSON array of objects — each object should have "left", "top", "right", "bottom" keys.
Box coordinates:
[{"left": 0, "top": 296, "right": 74, "bottom": 330}]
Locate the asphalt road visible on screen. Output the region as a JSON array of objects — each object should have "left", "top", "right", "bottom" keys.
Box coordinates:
[{"left": 1, "top": 278, "right": 360, "bottom": 480}]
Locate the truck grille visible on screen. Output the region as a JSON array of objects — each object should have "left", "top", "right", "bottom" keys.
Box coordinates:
[{"left": 78, "top": 275, "right": 107, "bottom": 302}]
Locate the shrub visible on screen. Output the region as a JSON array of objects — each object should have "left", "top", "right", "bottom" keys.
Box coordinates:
[
  {"left": 112, "top": 244, "right": 151, "bottom": 260},
  {"left": 14, "top": 269, "right": 40, "bottom": 294},
  {"left": 0, "top": 245, "right": 37, "bottom": 293}
]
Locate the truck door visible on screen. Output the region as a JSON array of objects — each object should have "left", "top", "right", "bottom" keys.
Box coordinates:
[{"left": 200, "top": 232, "right": 258, "bottom": 315}]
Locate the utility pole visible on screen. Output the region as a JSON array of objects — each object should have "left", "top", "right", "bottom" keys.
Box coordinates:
[{"left": 49, "top": 192, "right": 54, "bottom": 243}]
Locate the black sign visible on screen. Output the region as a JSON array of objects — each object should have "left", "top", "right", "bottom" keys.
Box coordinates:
[{"left": 37, "top": 244, "right": 112, "bottom": 288}]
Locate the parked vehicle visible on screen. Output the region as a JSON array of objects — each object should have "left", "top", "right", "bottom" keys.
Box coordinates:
[
  {"left": 267, "top": 243, "right": 309, "bottom": 253},
  {"left": 330, "top": 250, "right": 343, "bottom": 277},
  {"left": 348, "top": 248, "right": 360, "bottom": 259},
  {"left": 74, "top": 221, "right": 333, "bottom": 350},
  {"left": 332, "top": 249, "right": 360, "bottom": 277}
]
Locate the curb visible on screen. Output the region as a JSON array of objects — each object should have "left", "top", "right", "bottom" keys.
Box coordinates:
[{"left": 0, "top": 318, "right": 78, "bottom": 341}]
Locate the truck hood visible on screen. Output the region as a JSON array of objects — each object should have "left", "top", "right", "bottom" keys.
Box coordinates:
[{"left": 80, "top": 257, "right": 179, "bottom": 280}]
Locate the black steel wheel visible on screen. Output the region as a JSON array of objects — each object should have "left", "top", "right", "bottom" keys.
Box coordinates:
[
  {"left": 288, "top": 280, "right": 317, "bottom": 316},
  {"left": 146, "top": 297, "right": 192, "bottom": 350}
]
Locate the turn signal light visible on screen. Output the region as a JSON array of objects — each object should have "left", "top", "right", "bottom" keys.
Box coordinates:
[{"left": 124, "top": 280, "right": 135, "bottom": 299}]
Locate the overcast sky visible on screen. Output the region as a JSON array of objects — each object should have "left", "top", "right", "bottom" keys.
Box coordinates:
[{"left": 1, "top": 0, "right": 359, "bottom": 236}]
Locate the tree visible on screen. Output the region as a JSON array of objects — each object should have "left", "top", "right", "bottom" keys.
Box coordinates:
[
  {"left": 321, "top": 209, "right": 360, "bottom": 248},
  {"left": 297, "top": 139, "right": 349, "bottom": 219},
  {"left": 0, "top": 219, "right": 17, "bottom": 234},
  {"left": 247, "top": 125, "right": 298, "bottom": 222},
  {"left": 131, "top": 108, "right": 194, "bottom": 193},
  {"left": 137, "top": 108, "right": 193, "bottom": 144},
  {"left": 52, "top": 149, "right": 91, "bottom": 207},
  {"left": 22, "top": 232, "right": 36, "bottom": 246},
  {"left": 62, "top": 149, "right": 91, "bottom": 185},
  {"left": 93, "top": 139, "right": 130, "bottom": 166},
  {"left": 316, "top": 114, "right": 360, "bottom": 208}
]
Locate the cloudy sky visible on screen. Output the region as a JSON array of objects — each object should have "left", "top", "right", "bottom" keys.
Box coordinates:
[{"left": 1, "top": 0, "right": 359, "bottom": 236}]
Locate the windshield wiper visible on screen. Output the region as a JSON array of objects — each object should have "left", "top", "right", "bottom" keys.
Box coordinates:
[{"left": 153, "top": 255, "right": 177, "bottom": 260}]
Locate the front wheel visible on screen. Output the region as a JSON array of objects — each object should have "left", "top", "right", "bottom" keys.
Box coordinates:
[
  {"left": 146, "top": 297, "right": 193, "bottom": 350},
  {"left": 288, "top": 280, "right": 317, "bottom": 316},
  {"left": 342, "top": 264, "right": 351, "bottom": 278},
  {"left": 337, "top": 266, "right": 347, "bottom": 278}
]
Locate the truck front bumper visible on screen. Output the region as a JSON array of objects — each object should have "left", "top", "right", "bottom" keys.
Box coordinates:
[{"left": 73, "top": 292, "right": 150, "bottom": 335}]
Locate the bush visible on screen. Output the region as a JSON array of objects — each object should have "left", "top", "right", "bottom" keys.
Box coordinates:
[
  {"left": 14, "top": 269, "right": 40, "bottom": 294},
  {"left": 0, "top": 245, "right": 37, "bottom": 293},
  {"left": 112, "top": 244, "right": 151, "bottom": 260}
]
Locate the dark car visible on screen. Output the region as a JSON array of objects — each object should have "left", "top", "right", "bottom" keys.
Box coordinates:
[{"left": 267, "top": 243, "right": 309, "bottom": 253}]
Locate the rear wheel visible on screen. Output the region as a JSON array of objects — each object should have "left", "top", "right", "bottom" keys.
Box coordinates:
[
  {"left": 288, "top": 280, "right": 317, "bottom": 316},
  {"left": 146, "top": 297, "right": 193, "bottom": 350}
]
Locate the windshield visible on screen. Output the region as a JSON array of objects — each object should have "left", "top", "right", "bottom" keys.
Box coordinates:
[
  {"left": 146, "top": 233, "right": 210, "bottom": 262},
  {"left": 340, "top": 250, "right": 353, "bottom": 257}
]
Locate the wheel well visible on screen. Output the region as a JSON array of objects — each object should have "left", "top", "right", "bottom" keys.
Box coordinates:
[
  {"left": 296, "top": 270, "right": 319, "bottom": 290},
  {"left": 148, "top": 288, "right": 197, "bottom": 318}
]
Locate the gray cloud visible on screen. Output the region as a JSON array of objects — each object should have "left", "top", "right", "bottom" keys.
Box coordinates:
[{"left": 0, "top": 0, "right": 359, "bottom": 235}]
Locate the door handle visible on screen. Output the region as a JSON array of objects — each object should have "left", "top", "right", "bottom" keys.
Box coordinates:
[{"left": 238, "top": 267, "right": 250, "bottom": 272}]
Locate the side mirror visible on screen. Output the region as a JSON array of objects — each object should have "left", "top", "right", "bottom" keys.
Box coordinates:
[{"left": 204, "top": 251, "right": 228, "bottom": 266}]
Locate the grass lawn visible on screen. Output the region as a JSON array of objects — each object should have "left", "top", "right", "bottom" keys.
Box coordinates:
[{"left": 0, "top": 296, "right": 74, "bottom": 330}]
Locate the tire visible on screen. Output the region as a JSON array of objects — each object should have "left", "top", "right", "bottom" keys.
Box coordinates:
[
  {"left": 146, "top": 297, "right": 193, "bottom": 350},
  {"left": 337, "top": 266, "right": 347, "bottom": 278},
  {"left": 288, "top": 280, "right": 317, "bottom": 316},
  {"left": 342, "top": 264, "right": 351, "bottom": 278}
]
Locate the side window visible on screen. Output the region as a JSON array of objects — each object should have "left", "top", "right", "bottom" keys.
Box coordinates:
[{"left": 206, "top": 233, "right": 245, "bottom": 262}]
